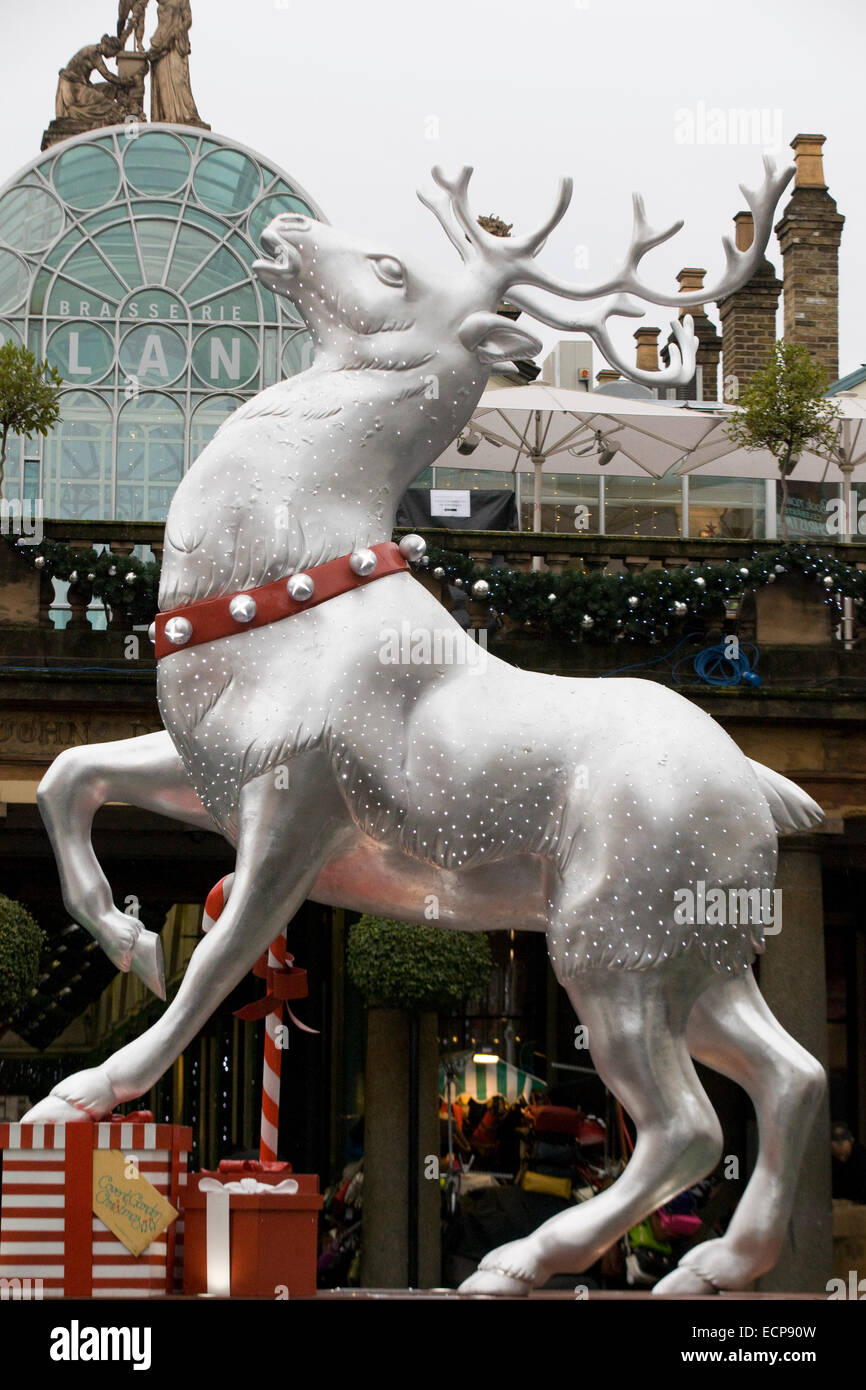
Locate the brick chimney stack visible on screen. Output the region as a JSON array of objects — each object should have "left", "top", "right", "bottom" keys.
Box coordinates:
[
  {"left": 717, "top": 211, "right": 783, "bottom": 397},
  {"left": 596, "top": 368, "right": 621, "bottom": 386},
  {"left": 774, "top": 133, "right": 844, "bottom": 381},
  {"left": 634, "top": 326, "right": 660, "bottom": 374},
  {"left": 662, "top": 268, "right": 722, "bottom": 400}
]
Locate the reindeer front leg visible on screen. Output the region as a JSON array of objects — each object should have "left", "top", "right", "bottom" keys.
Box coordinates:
[
  {"left": 37, "top": 731, "right": 216, "bottom": 999},
  {"left": 24, "top": 757, "right": 351, "bottom": 1122}
]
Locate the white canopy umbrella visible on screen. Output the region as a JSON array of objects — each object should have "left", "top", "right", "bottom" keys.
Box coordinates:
[
  {"left": 433, "top": 384, "right": 732, "bottom": 537},
  {"left": 674, "top": 393, "right": 866, "bottom": 541}
]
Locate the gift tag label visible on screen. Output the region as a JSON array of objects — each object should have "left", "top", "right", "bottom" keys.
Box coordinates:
[{"left": 92, "top": 1149, "right": 178, "bottom": 1257}]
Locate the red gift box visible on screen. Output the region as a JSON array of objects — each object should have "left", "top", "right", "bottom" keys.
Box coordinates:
[
  {"left": 0, "top": 1116, "right": 191, "bottom": 1298},
  {"left": 182, "top": 1161, "right": 323, "bottom": 1297}
]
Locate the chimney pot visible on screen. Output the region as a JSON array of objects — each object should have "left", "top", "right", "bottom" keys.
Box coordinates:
[
  {"left": 790, "top": 133, "right": 827, "bottom": 189},
  {"left": 634, "top": 326, "right": 660, "bottom": 373},
  {"left": 733, "top": 211, "right": 755, "bottom": 252},
  {"left": 596, "top": 368, "right": 621, "bottom": 384}
]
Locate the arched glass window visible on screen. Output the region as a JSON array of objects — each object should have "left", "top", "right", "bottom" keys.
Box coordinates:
[
  {"left": 191, "top": 394, "right": 243, "bottom": 455},
  {"left": 0, "top": 127, "right": 324, "bottom": 518},
  {"left": 117, "top": 392, "right": 184, "bottom": 521},
  {"left": 43, "top": 390, "right": 112, "bottom": 519}
]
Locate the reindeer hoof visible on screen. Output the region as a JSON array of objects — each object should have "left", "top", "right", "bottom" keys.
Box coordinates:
[
  {"left": 21, "top": 1094, "right": 93, "bottom": 1123},
  {"left": 652, "top": 1265, "right": 717, "bottom": 1295},
  {"left": 22, "top": 1066, "right": 117, "bottom": 1123},
  {"left": 130, "top": 929, "right": 166, "bottom": 1000},
  {"left": 458, "top": 1268, "right": 533, "bottom": 1297}
]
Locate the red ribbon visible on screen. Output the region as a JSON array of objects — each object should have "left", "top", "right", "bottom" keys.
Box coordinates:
[
  {"left": 107, "top": 1109, "right": 155, "bottom": 1123},
  {"left": 233, "top": 948, "right": 318, "bottom": 1034},
  {"left": 215, "top": 1158, "right": 293, "bottom": 1175}
]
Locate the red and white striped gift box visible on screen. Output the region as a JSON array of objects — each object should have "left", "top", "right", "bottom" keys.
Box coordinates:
[{"left": 0, "top": 1118, "right": 192, "bottom": 1298}]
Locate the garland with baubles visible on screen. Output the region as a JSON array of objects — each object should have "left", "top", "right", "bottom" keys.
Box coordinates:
[
  {"left": 419, "top": 542, "right": 864, "bottom": 645},
  {"left": 3, "top": 532, "right": 863, "bottom": 645},
  {"left": 2, "top": 534, "right": 159, "bottom": 627}
]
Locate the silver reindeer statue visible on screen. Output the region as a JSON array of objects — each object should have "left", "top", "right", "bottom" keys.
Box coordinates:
[{"left": 24, "top": 159, "right": 827, "bottom": 1297}]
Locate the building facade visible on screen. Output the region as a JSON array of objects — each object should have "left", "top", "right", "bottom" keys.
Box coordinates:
[{"left": 0, "top": 124, "right": 321, "bottom": 519}]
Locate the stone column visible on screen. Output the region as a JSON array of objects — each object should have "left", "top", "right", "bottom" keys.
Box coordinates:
[
  {"left": 361, "top": 1008, "right": 441, "bottom": 1288},
  {"left": 755, "top": 844, "right": 832, "bottom": 1292},
  {"left": 717, "top": 212, "right": 783, "bottom": 398},
  {"left": 774, "top": 134, "right": 845, "bottom": 383}
]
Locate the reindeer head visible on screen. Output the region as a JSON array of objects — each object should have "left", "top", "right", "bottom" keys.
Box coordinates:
[{"left": 253, "top": 158, "right": 793, "bottom": 388}]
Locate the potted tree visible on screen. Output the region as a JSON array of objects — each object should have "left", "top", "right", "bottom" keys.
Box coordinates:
[{"left": 0, "top": 895, "right": 45, "bottom": 1039}]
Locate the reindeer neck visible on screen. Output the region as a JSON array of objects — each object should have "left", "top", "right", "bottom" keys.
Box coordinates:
[{"left": 159, "top": 357, "right": 486, "bottom": 609}]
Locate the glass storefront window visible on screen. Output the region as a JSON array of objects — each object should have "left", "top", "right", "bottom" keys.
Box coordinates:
[
  {"left": 604, "top": 474, "right": 683, "bottom": 537},
  {"left": 43, "top": 391, "right": 112, "bottom": 519},
  {"left": 688, "top": 475, "right": 766, "bottom": 540},
  {"left": 116, "top": 392, "right": 184, "bottom": 521},
  {"left": 781, "top": 479, "right": 841, "bottom": 541},
  {"left": 516, "top": 472, "right": 599, "bottom": 534}
]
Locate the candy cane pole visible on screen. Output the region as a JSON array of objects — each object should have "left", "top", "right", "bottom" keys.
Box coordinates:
[
  {"left": 260, "top": 930, "right": 287, "bottom": 1164},
  {"left": 203, "top": 875, "right": 286, "bottom": 1162}
]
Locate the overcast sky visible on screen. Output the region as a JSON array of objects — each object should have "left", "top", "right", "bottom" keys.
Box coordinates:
[{"left": 2, "top": 0, "right": 863, "bottom": 380}]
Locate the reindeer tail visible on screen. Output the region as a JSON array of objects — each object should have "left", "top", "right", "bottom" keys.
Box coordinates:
[{"left": 749, "top": 758, "right": 825, "bottom": 833}]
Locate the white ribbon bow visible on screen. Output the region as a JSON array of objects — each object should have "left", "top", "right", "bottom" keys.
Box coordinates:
[{"left": 198, "top": 1176, "right": 300, "bottom": 1295}]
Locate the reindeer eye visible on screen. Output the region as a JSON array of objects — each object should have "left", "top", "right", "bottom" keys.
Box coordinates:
[{"left": 370, "top": 256, "right": 405, "bottom": 288}]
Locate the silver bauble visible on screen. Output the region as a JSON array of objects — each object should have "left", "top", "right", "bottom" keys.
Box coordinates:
[
  {"left": 164, "top": 615, "right": 192, "bottom": 646},
  {"left": 472, "top": 579, "right": 490, "bottom": 599},
  {"left": 34, "top": 555, "right": 45, "bottom": 569},
  {"left": 287, "top": 572, "right": 315, "bottom": 602},
  {"left": 627, "top": 595, "right": 639, "bottom": 608},
  {"left": 349, "top": 548, "right": 378, "bottom": 577},
  {"left": 125, "top": 571, "right": 136, "bottom": 584},
  {"left": 68, "top": 570, "right": 78, "bottom": 583},
  {"left": 398, "top": 534, "right": 427, "bottom": 562},
  {"left": 694, "top": 577, "right": 706, "bottom": 589},
  {"left": 673, "top": 600, "right": 687, "bottom": 616},
  {"left": 581, "top": 613, "right": 594, "bottom": 629},
  {"left": 767, "top": 574, "right": 776, "bottom": 583},
  {"left": 739, "top": 567, "right": 749, "bottom": 578},
  {"left": 433, "top": 567, "right": 446, "bottom": 579},
  {"left": 147, "top": 622, "right": 156, "bottom": 644},
  {"left": 822, "top": 575, "right": 834, "bottom": 589},
  {"left": 229, "top": 593, "right": 257, "bottom": 622},
  {"left": 454, "top": 578, "right": 463, "bottom": 587},
  {"left": 548, "top": 593, "right": 557, "bottom": 603},
  {"left": 774, "top": 564, "right": 785, "bottom": 574},
  {"left": 108, "top": 566, "right": 116, "bottom": 576}
]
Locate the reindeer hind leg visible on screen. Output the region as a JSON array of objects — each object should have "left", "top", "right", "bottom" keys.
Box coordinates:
[
  {"left": 460, "top": 956, "right": 723, "bottom": 1295},
  {"left": 654, "top": 968, "right": 826, "bottom": 1293}
]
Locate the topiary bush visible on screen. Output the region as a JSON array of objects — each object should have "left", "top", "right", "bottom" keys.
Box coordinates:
[
  {"left": 347, "top": 915, "right": 492, "bottom": 1012},
  {"left": 0, "top": 895, "right": 44, "bottom": 1022}
]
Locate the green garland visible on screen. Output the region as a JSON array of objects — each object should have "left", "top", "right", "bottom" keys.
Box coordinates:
[
  {"left": 424, "top": 543, "right": 864, "bottom": 644},
  {"left": 2, "top": 534, "right": 160, "bottom": 627},
  {"left": 4, "top": 531, "right": 863, "bottom": 646}
]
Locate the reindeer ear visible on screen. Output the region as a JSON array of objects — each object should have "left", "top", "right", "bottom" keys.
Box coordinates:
[{"left": 458, "top": 312, "right": 543, "bottom": 366}]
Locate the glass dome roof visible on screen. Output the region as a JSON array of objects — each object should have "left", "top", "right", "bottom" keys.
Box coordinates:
[{"left": 0, "top": 124, "right": 324, "bottom": 521}]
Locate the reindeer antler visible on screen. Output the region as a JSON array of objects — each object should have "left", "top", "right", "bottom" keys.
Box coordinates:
[{"left": 419, "top": 158, "right": 794, "bottom": 386}]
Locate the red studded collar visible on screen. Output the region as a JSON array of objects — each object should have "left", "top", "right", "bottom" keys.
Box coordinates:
[{"left": 152, "top": 540, "right": 414, "bottom": 660}]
